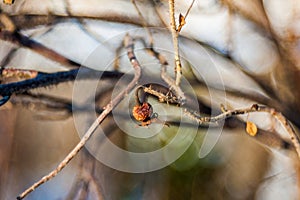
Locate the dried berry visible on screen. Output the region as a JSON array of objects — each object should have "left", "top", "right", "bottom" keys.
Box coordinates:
[{"left": 132, "top": 102, "right": 153, "bottom": 122}]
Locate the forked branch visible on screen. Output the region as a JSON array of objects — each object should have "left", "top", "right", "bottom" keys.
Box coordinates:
[{"left": 16, "top": 34, "right": 142, "bottom": 200}]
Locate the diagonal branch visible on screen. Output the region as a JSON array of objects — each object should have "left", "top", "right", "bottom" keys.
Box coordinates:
[
  {"left": 16, "top": 34, "right": 142, "bottom": 200},
  {"left": 0, "top": 30, "right": 81, "bottom": 68}
]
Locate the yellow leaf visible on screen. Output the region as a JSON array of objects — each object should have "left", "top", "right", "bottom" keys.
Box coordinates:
[
  {"left": 177, "top": 13, "right": 186, "bottom": 32},
  {"left": 3, "top": 0, "right": 14, "bottom": 5},
  {"left": 246, "top": 121, "right": 257, "bottom": 136}
]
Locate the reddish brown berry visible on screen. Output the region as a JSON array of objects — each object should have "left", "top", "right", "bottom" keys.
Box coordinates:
[{"left": 132, "top": 102, "right": 153, "bottom": 122}]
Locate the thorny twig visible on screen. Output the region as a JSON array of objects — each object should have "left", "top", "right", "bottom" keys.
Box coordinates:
[
  {"left": 135, "top": 38, "right": 186, "bottom": 104},
  {"left": 0, "top": 68, "right": 123, "bottom": 101},
  {"left": 10, "top": 91, "right": 294, "bottom": 153},
  {"left": 160, "top": 61, "right": 186, "bottom": 104},
  {"left": 132, "top": 84, "right": 296, "bottom": 152},
  {"left": 185, "top": 104, "right": 300, "bottom": 159},
  {"left": 16, "top": 34, "right": 142, "bottom": 200},
  {"left": 141, "top": 84, "right": 180, "bottom": 104},
  {"left": 113, "top": 33, "right": 186, "bottom": 104}
]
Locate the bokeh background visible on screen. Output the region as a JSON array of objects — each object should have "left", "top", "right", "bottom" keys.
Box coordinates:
[{"left": 0, "top": 0, "right": 300, "bottom": 199}]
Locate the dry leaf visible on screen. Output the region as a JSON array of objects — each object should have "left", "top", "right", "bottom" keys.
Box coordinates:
[
  {"left": 246, "top": 121, "right": 258, "bottom": 136},
  {"left": 177, "top": 13, "right": 186, "bottom": 32},
  {"left": 3, "top": 0, "right": 14, "bottom": 5}
]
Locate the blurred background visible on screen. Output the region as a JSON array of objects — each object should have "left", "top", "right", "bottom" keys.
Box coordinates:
[{"left": 0, "top": 0, "right": 300, "bottom": 199}]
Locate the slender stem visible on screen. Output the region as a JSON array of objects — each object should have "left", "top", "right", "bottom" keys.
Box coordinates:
[
  {"left": 160, "top": 61, "right": 186, "bottom": 104},
  {"left": 185, "top": 104, "right": 300, "bottom": 159},
  {"left": 140, "top": 39, "right": 186, "bottom": 104},
  {"left": 168, "top": 0, "right": 182, "bottom": 86},
  {"left": 142, "top": 84, "right": 179, "bottom": 104},
  {"left": 16, "top": 34, "right": 142, "bottom": 200},
  {"left": 131, "top": 0, "right": 154, "bottom": 46},
  {"left": 184, "top": 0, "right": 195, "bottom": 19}
]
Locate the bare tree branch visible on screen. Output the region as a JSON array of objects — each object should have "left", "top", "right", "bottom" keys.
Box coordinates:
[
  {"left": 16, "top": 34, "right": 142, "bottom": 200},
  {"left": 185, "top": 104, "right": 300, "bottom": 159},
  {"left": 0, "top": 30, "right": 81, "bottom": 68},
  {"left": 168, "top": 0, "right": 182, "bottom": 86},
  {"left": 0, "top": 68, "right": 123, "bottom": 98}
]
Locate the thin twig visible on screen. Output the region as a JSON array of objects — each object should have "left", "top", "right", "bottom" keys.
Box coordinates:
[
  {"left": 113, "top": 44, "right": 123, "bottom": 71},
  {"left": 0, "top": 47, "right": 18, "bottom": 67},
  {"left": 160, "top": 61, "right": 186, "bottom": 104},
  {"left": 168, "top": 0, "right": 182, "bottom": 86},
  {"left": 185, "top": 104, "right": 300, "bottom": 159},
  {"left": 142, "top": 84, "right": 180, "bottom": 104},
  {"left": 130, "top": 0, "right": 184, "bottom": 102},
  {"left": 10, "top": 92, "right": 294, "bottom": 154},
  {"left": 10, "top": 14, "right": 149, "bottom": 30},
  {"left": 136, "top": 38, "right": 186, "bottom": 104},
  {"left": 152, "top": 0, "right": 170, "bottom": 28},
  {"left": 177, "top": 0, "right": 195, "bottom": 32},
  {"left": 184, "top": 0, "right": 195, "bottom": 19},
  {"left": 16, "top": 34, "right": 142, "bottom": 200},
  {"left": 131, "top": 0, "right": 154, "bottom": 46}
]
